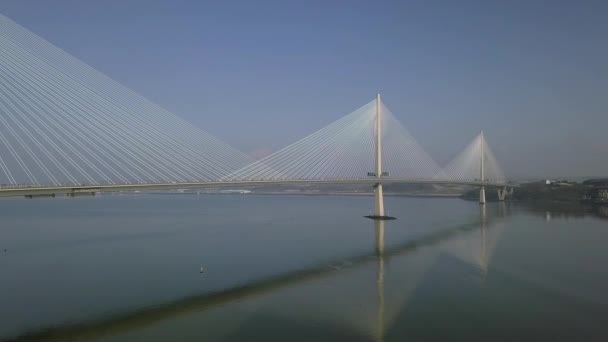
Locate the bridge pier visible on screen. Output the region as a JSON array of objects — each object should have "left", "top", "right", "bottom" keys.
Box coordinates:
[
  {"left": 366, "top": 181, "right": 394, "bottom": 220},
  {"left": 374, "top": 183, "right": 385, "bottom": 217},
  {"left": 479, "top": 186, "right": 486, "bottom": 205},
  {"left": 497, "top": 187, "right": 506, "bottom": 201},
  {"left": 497, "top": 187, "right": 513, "bottom": 201}
]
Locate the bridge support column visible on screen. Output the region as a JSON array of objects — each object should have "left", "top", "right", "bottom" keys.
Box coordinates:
[
  {"left": 497, "top": 187, "right": 507, "bottom": 201},
  {"left": 480, "top": 186, "right": 486, "bottom": 205},
  {"left": 375, "top": 183, "right": 384, "bottom": 217}
]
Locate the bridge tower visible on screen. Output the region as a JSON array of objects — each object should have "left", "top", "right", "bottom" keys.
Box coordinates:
[
  {"left": 366, "top": 93, "right": 394, "bottom": 219},
  {"left": 364, "top": 94, "right": 397, "bottom": 220},
  {"left": 374, "top": 93, "right": 385, "bottom": 217},
  {"left": 479, "top": 130, "right": 486, "bottom": 205}
]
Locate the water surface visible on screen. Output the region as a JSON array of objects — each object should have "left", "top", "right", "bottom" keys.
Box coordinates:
[{"left": 0, "top": 194, "right": 606, "bottom": 341}]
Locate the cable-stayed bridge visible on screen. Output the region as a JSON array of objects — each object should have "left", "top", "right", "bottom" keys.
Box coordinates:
[{"left": 0, "top": 14, "right": 513, "bottom": 217}]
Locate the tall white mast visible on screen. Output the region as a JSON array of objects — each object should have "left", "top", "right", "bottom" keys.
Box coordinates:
[
  {"left": 479, "top": 130, "right": 486, "bottom": 205},
  {"left": 374, "top": 93, "right": 385, "bottom": 216}
]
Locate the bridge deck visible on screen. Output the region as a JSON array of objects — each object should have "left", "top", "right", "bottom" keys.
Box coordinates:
[{"left": 0, "top": 179, "right": 515, "bottom": 197}]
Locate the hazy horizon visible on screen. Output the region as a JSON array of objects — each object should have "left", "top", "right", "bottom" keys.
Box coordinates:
[{"left": 0, "top": 0, "right": 606, "bottom": 179}]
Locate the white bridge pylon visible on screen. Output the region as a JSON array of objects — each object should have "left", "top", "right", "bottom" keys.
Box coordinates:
[{"left": 221, "top": 96, "right": 442, "bottom": 183}]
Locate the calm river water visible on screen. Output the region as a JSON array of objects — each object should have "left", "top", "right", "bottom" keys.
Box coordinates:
[{"left": 0, "top": 194, "right": 607, "bottom": 341}]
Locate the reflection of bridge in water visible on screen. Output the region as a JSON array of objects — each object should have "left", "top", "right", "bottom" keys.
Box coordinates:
[
  {"left": 6, "top": 206, "right": 507, "bottom": 341},
  {"left": 372, "top": 203, "right": 506, "bottom": 341},
  {"left": 524, "top": 202, "right": 608, "bottom": 221},
  {"left": 0, "top": 14, "right": 518, "bottom": 215}
]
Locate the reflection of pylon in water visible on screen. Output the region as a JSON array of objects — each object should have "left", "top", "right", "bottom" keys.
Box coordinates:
[
  {"left": 374, "top": 219, "right": 385, "bottom": 342},
  {"left": 497, "top": 201, "right": 506, "bottom": 218},
  {"left": 480, "top": 205, "right": 488, "bottom": 278},
  {"left": 375, "top": 220, "right": 384, "bottom": 255}
]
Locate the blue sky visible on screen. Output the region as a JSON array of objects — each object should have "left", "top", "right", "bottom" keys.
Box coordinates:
[{"left": 0, "top": 0, "right": 607, "bottom": 178}]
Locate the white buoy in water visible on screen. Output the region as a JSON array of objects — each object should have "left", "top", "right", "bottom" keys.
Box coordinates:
[{"left": 200, "top": 267, "right": 205, "bottom": 273}]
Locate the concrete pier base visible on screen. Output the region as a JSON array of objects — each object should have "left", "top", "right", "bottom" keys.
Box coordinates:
[
  {"left": 365, "top": 183, "right": 397, "bottom": 220},
  {"left": 375, "top": 183, "right": 384, "bottom": 217},
  {"left": 479, "top": 186, "right": 486, "bottom": 205}
]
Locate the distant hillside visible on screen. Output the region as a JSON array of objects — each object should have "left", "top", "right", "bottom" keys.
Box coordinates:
[
  {"left": 512, "top": 181, "right": 587, "bottom": 202},
  {"left": 582, "top": 178, "right": 608, "bottom": 186}
]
